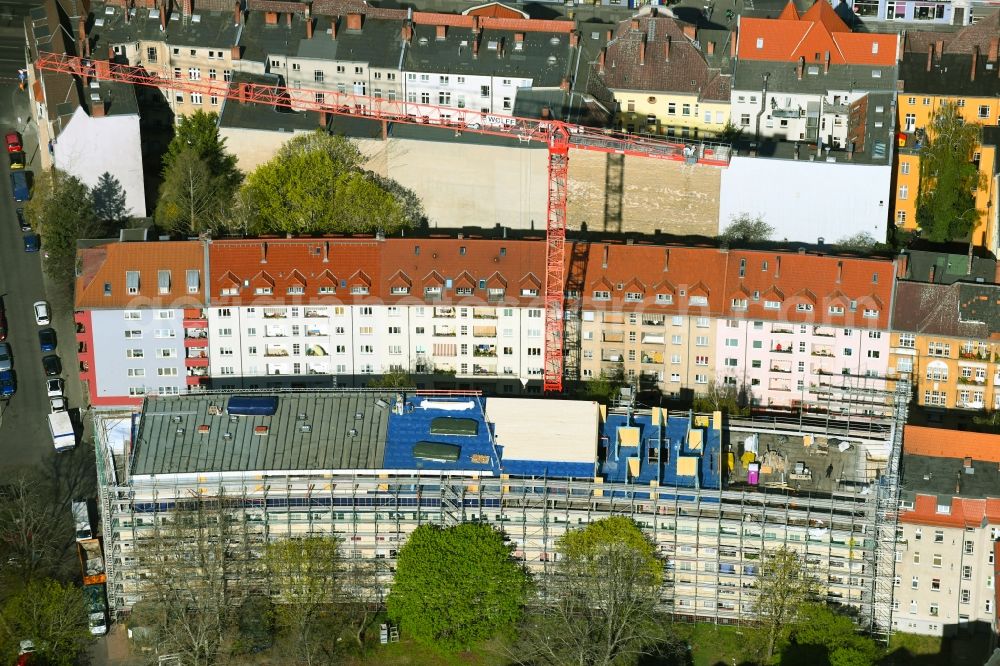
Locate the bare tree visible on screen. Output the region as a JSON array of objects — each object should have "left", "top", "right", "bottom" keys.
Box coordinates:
[
  {"left": 694, "top": 377, "right": 752, "bottom": 415},
  {"left": 751, "top": 546, "right": 819, "bottom": 663},
  {"left": 0, "top": 471, "right": 75, "bottom": 593},
  {"left": 512, "top": 517, "right": 670, "bottom": 666}
]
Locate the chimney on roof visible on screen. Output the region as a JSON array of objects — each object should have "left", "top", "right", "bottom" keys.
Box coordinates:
[
  {"left": 541, "top": 105, "right": 550, "bottom": 119},
  {"left": 181, "top": 0, "right": 191, "bottom": 17},
  {"left": 606, "top": 29, "right": 612, "bottom": 43},
  {"left": 319, "top": 110, "right": 327, "bottom": 127},
  {"left": 824, "top": 50, "right": 831, "bottom": 74},
  {"left": 797, "top": 55, "right": 804, "bottom": 80},
  {"left": 994, "top": 257, "right": 1000, "bottom": 284},
  {"left": 331, "top": 17, "right": 338, "bottom": 39},
  {"left": 472, "top": 15, "right": 481, "bottom": 34},
  {"left": 664, "top": 248, "right": 669, "bottom": 272},
  {"left": 927, "top": 44, "right": 933, "bottom": 72},
  {"left": 707, "top": 40, "right": 714, "bottom": 56},
  {"left": 323, "top": 241, "right": 329, "bottom": 263},
  {"left": 265, "top": 11, "right": 278, "bottom": 24},
  {"left": 233, "top": 1, "right": 241, "bottom": 27},
  {"left": 286, "top": 12, "right": 293, "bottom": 27},
  {"left": 515, "top": 32, "right": 524, "bottom": 44},
  {"left": 261, "top": 242, "right": 268, "bottom": 264},
  {"left": 436, "top": 24, "right": 446, "bottom": 40},
  {"left": 836, "top": 261, "right": 842, "bottom": 284},
  {"left": 160, "top": 2, "right": 166, "bottom": 31},
  {"left": 598, "top": 48, "right": 606, "bottom": 74},
  {"left": 928, "top": 264, "right": 935, "bottom": 282},
  {"left": 231, "top": 44, "right": 242, "bottom": 60},
  {"left": 775, "top": 256, "right": 781, "bottom": 279},
  {"left": 665, "top": 35, "right": 670, "bottom": 61},
  {"left": 91, "top": 96, "right": 106, "bottom": 118},
  {"left": 956, "top": 473, "right": 962, "bottom": 494},
  {"left": 473, "top": 34, "right": 480, "bottom": 58},
  {"left": 683, "top": 24, "right": 696, "bottom": 40},
  {"left": 968, "top": 237, "right": 975, "bottom": 275},
  {"left": 79, "top": 17, "right": 91, "bottom": 58},
  {"left": 346, "top": 12, "right": 362, "bottom": 31},
  {"left": 650, "top": 6, "right": 658, "bottom": 16},
  {"left": 640, "top": 35, "right": 646, "bottom": 65},
  {"left": 602, "top": 245, "right": 609, "bottom": 269},
  {"left": 401, "top": 23, "right": 412, "bottom": 43},
  {"left": 306, "top": 17, "right": 314, "bottom": 38},
  {"left": 731, "top": 29, "right": 737, "bottom": 57},
  {"left": 630, "top": 18, "right": 640, "bottom": 30},
  {"left": 972, "top": 45, "right": 979, "bottom": 81},
  {"left": 991, "top": 38, "right": 999, "bottom": 63},
  {"left": 935, "top": 39, "right": 943, "bottom": 60},
  {"left": 570, "top": 30, "right": 579, "bottom": 47}
]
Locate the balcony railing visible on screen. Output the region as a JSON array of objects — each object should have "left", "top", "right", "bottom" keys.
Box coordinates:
[
  {"left": 434, "top": 307, "right": 456, "bottom": 318},
  {"left": 263, "top": 308, "right": 287, "bottom": 319},
  {"left": 771, "top": 366, "right": 791, "bottom": 373},
  {"left": 306, "top": 345, "right": 329, "bottom": 357},
  {"left": 187, "top": 348, "right": 209, "bottom": 359},
  {"left": 305, "top": 328, "right": 327, "bottom": 337},
  {"left": 473, "top": 308, "right": 497, "bottom": 319},
  {"left": 184, "top": 329, "right": 208, "bottom": 339},
  {"left": 473, "top": 327, "right": 497, "bottom": 338},
  {"left": 771, "top": 346, "right": 792, "bottom": 354},
  {"left": 603, "top": 332, "right": 625, "bottom": 343},
  {"left": 601, "top": 351, "right": 624, "bottom": 363},
  {"left": 642, "top": 317, "right": 665, "bottom": 327},
  {"left": 473, "top": 364, "right": 497, "bottom": 376},
  {"left": 772, "top": 326, "right": 793, "bottom": 334},
  {"left": 264, "top": 347, "right": 290, "bottom": 357},
  {"left": 814, "top": 326, "right": 836, "bottom": 338},
  {"left": 433, "top": 327, "right": 456, "bottom": 337},
  {"left": 304, "top": 309, "right": 328, "bottom": 318},
  {"left": 473, "top": 346, "right": 497, "bottom": 357}
]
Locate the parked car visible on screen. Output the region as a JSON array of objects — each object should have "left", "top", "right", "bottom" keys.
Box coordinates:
[
  {"left": 5, "top": 131, "right": 21, "bottom": 153},
  {"left": 22, "top": 234, "right": 38, "bottom": 253},
  {"left": 33, "top": 301, "right": 49, "bottom": 325},
  {"left": 49, "top": 396, "right": 66, "bottom": 412},
  {"left": 10, "top": 170, "right": 30, "bottom": 202},
  {"left": 38, "top": 328, "right": 56, "bottom": 352},
  {"left": 0, "top": 343, "right": 11, "bottom": 372},
  {"left": 46, "top": 377, "right": 63, "bottom": 398},
  {"left": 0, "top": 370, "right": 15, "bottom": 398},
  {"left": 0, "top": 300, "right": 6, "bottom": 341},
  {"left": 42, "top": 355, "right": 60, "bottom": 377},
  {"left": 16, "top": 208, "right": 29, "bottom": 232},
  {"left": 8, "top": 151, "right": 24, "bottom": 170}
]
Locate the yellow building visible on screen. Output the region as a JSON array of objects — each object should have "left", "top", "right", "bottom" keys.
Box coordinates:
[
  {"left": 895, "top": 17, "right": 1000, "bottom": 252},
  {"left": 600, "top": 13, "right": 731, "bottom": 138},
  {"left": 890, "top": 280, "right": 1000, "bottom": 411}
]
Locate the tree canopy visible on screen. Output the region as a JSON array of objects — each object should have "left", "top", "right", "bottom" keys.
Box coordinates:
[
  {"left": 24, "top": 170, "right": 100, "bottom": 285},
  {"left": 164, "top": 110, "right": 241, "bottom": 190},
  {"left": 0, "top": 579, "right": 93, "bottom": 666},
  {"left": 387, "top": 523, "right": 530, "bottom": 651},
  {"left": 787, "top": 603, "right": 881, "bottom": 666},
  {"left": 514, "top": 517, "right": 668, "bottom": 666},
  {"left": 917, "top": 102, "right": 984, "bottom": 242},
  {"left": 241, "top": 131, "right": 423, "bottom": 235},
  {"left": 720, "top": 213, "right": 774, "bottom": 243},
  {"left": 90, "top": 172, "right": 130, "bottom": 225},
  {"left": 752, "top": 546, "right": 819, "bottom": 663},
  {"left": 156, "top": 146, "right": 228, "bottom": 234}
]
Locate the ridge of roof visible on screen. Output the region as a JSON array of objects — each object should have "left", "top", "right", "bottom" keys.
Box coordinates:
[{"left": 905, "top": 425, "right": 1000, "bottom": 463}]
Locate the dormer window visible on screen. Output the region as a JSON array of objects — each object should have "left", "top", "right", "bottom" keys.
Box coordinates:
[
  {"left": 391, "top": 286, "right": 410, "bottom": 295},
  {"left": 350, "top": 285, "right": 369, "bottom": 295},
  {"left": 625, "top": 292, "right": 643, "bottom": 302},
  {"left": 593, "top": 290, "right": 611, "bottom": 301},
  {"left": 689, "top": 295, "right": 708, "bottom": 306},
  {"left": 521, "top": 288, "right": 539, "bottom": 297},
  {"left": 125, "top": 271, "right": 139, "bottom": 295},
  {"left": 655, "top": 293, "right": 672, "bottom": 304},
  {"left": 731, "top": 298, "right": 747, "bottom": 310},
  {"left": 796, "top": 303, "right": 813, "bottom": 312},
  {"left": 255, "top": 287, "right": 272, "bottom": 295}
]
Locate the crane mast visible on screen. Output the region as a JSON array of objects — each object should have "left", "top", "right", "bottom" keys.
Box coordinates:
[{"left": 33, "top": 51, "right": 731, "bottom": 393}]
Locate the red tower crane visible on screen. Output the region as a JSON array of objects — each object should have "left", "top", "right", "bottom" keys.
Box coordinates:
[{"left": 33, "top": 51, "right": 731, "bottom": 393}]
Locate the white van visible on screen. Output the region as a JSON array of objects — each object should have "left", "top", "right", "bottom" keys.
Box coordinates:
[{"left": 71, "top": 500, "right": 92, "bottom": 541}]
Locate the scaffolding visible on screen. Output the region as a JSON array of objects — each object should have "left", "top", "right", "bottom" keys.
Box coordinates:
[{"left": 92, "top": 385, "right": 907, "bottom": 639}]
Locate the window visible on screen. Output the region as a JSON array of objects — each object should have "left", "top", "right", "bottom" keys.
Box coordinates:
[
  {"left": 223, "top": 70, "right": 232, "bottom": 82},
  {"left": 157, "top": 367, "right": 178, "bottom": 377},
  {"left": 690, "top": 296, "right": 708, "bottom": 306},
  {"left": 965, "top": 540, "right": 974, "bottom": 555},
  {"left": 987, "top": 599, "right": 994, "bottom": 614},
  {"left": 899, "top": 185, "right": 908, "bottom": 200},
  {"left": 863, "top": 309, "right": 878, "bottom": 319},
  {"left": 900, "top": 161, "right": 910, "bottom": 175},
  {"left": 934, "top": 530, "right": 944, "bottom": 543},
  {"left": 695, "top": 336, "right": 709, "bottom": 346},
  {"left": 156, "top": 348, "right": 177, "bottom": 359},
  {"left": 625, "top": 292, "right": 643, "bottom": 302},
  {"left": 481, "top": 85, "right": 490, "bottom": 97},
  {"left": 928, "top": 341, "right": 951, "bottom": 357},
  {"left": 929, "top": 603, "right": 939, "bottom": 617},
  {"left": 980, "top": 105, "right": 991, "bottom": 119},
  {"left": 931, "top": 578, "right": 941, "bottom": 591},
  {"left": 898, "top": 333, "right": 915, "bottom": 348},
  {"left": 124, "top": 330, "right": 142, "bottom": 339},
  {"left": 593, "top": 290, "right": 611, "bottom": 301},
  {"left": 796, "top": 303, "right": 813, "bottom": 312},
  {"left": 218, "top": 328, "right": 232, "bottom": 337},
  {"left": 932, "top": 553, "right": 942, "bottom": 567},
  {"left": 694, "top": 374, "right": 708, "bottom": 384},
  {"left": 126, "top": 349, "right": 144, "bottom": 359},
  {"left": 190, "top": 92, "right": 202, "bottom": 105},
  {"left": 962, "top": 589, "right": 971, "bottom": 604},
  {"left": 764, "top": 300, "right": 780, "bottom": 310},
  {"left": 656, "top": 293, "right": 672, "bottom": 304},
  {"left": 911, "top": 576, "right": 919, "bottom": 589}
]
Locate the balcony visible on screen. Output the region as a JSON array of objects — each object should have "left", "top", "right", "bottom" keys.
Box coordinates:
[
  {"left": 186, "top": 367, "right": 208, "bottom": 377},
  {"left": 601, "top": 350, "right": 624, "bottom": 363},
  {"left": 473, "top": 363, "right": 497, "bottom": 376},
  {"left": 434, "top": 307, "right": 456, "bottom": 318},
  {"left": 604, "top": 313, "right": 625, "bottom": 325},
  {"left": 641, "top": 334, "right": 665, "bottom": 344},
  {"left": 308, "top": 362, "right": 330, "bottom": 374},
  {"left": 772, "top": 325, "right": 793, "bottom": 334},
  {"left": 769, "top": 379, "right": 791, "bottom": 392},
  {"left": 263, "top": 308, "right": 287, "bottom": 319},
  {"left": 185, "top": 356, "right": 210, "bottom": 368},
  {"left": 771, "top": 343, "right": 792, "bottom": 353},
  {"left": 183, "top": 308, "right": 207, "bottom": 326},
  {"left": 305, "top": 326, "right": 327, "bottom": 337},
  {"left": 958, "top": 376, "right": 986, "bottom": 385},
  {"left": 642, "top": 316, "right": 665, "bottom": 327},
  {"left": 500, "top": 367, "right": 517, "bottom": 377},
  {"left": 184, "top": 337, "right": 208, "bottom": 348},
  {"left": 473, "top": 307, "right": 497, "bottom": 319},
  {"left": 813, "top": 326, "right": 836, "bottom": 338},
  {"left": 640, "top": 371, "right": 662, "bottom": 383},
  {"left": 264, "top": 345, "right": 290, "bottom": 357},
  {"left": 771, "top": 107, "right": 802, "bottom": 119},
  {"left": 187, "top": 347, "right": 209, "bottom": 359},
  {"left": 304, "top": 308, "right": 328, "bottom": 318},
  {"left": 266, "top": 363, "right": 290, "bottom": 375},
  {"left": 433, "top": 325, "right": 456, "bottom": 337},
  {"left": 306, "top": 344, "right": 329, "bottom": 357},
  {"left": 184, "top": 328, "right": 208, "bottom": 339},
  {"left": 811, "top": 345, "right": 834, "bottom": 357},
  {"left": 473, "top": 326, "right": 496, "bottom": 338},
  {"left": 771, "top": 362, "right": 791, "bottom": 373},
  {"left": 603, "top": 331, "right": 625, "bottom": 343},
  {"left": 486, "top": 290, "right": 505, "bottom": 303},
  {"left": 959, "top": 349, "right": 990, "bottom": 361},
  {"left": 473, "top": 344, "right": 497, "bottom": 357},
  {"left": 641, "top": 351, "right": 663, "bottom": 364},
  {"left": 264, "top": 325, "right": 287, "bottom": 338},
  {"left": 186, "top": 375, "right": 208, "bottom": 387}
]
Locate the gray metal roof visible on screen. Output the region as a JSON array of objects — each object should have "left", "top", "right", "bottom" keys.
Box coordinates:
[
  {"left": 900, "top": 453, "right": 1000, "bottom": 502},
  {"left": 131, "top": 392, "right": 394, "bottom": 477},
  {"left": 90, "top": 3, "right": 241, "bottom": 50},
  {"left": 733, "top": 60, "right": 899, "bottom": 95}
]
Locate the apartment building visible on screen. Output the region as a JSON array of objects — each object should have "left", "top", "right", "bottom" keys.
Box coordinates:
[
  {"left": 92, "top": 388, "right": 904, "bottom": 627},
  {"left": 890, "top": 280, "right": 1000, "bottom": 411},
  {"left": 88, "top": 0, "right": 241, "bottom": 118},
  {"left": 74, "top": 237, "right": 900, "bottom": 409},
  {"left": 894, "top": 14, "right": 1000, "bottom": 253},
  {"left": 74, "top": 241, "right": 207, "bottom": 407},
  {"left": 598, "top": 12, "right": 732, "bottom": 138},
  {"left": 893, "top": 426, "right": 1000, "bottom": 636},
  {"left": 731, "top": 2, "right": 898, "bottom": 148}
]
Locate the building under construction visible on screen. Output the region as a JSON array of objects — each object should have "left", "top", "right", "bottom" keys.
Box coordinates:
[{"left": 93, "top": 383, "right": 908, "bottom": 640}]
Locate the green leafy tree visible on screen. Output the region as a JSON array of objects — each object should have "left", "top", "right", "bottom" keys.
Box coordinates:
[
  {"left": 720, "top": 213, "right": 773, "bottom": 243},
  {"left": 156, "top": 147, "right": 225, "bottom": 234},
  {"left": 789, "top": 603, "right": 881, "bottom": 666},
  {"left": 387, "top": 523, "right": 530, "bottom": 651},
  {"left": 241, "top": 131, "right": 421, "bottom": 235},
  {"left": 752, "top": 546, "right": 819, "bottom": 663},
  {"left": 694, "top": 377, "right": 751, "bottom": 415},
  {"left": 234, "top": 596, "right": 276, "bottom": 655},
  {"left": 580, "top": 366, "right": 626, "bottom": 404},
  {"left": 90, "top": 171, "right": 130, "bottom": 226},
  {"left": 835, "top": 232, "right": 880, "bottom": 252},
  {"left": 917, "top": 102, "right": 984, "bottom": 242},
  {"left": 164, "top": 110, "right": 242, "bottom": 190},
  {"left": 514, "top": 517, "right": 668, "bottom": 666},
  {"left": 24, "top": 170, "right": 99, "bottom": 284},
  {"left": 264, "top": 536, "right": 346, "bottom": 666},
  {"left": 0, "top": 578, "right": 93, "bottom": 666},
  {"left": 367, "top": 369, "right": 416, "bottom": 388}
]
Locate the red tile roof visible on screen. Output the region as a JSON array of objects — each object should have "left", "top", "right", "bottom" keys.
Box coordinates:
[
  {"left": 899, "top": 494, "right": 1000, "bottom": 528},
  {"left": 904, "top": 425, "right": 1000, "bottom": 463},
  {"left": 208, "top": 239, "right": 383, "bottom": 306},
  {"left": 737, "top": 2, "right": 897, "bottom": 66},
  {"left": 74, "top": 241, "right": 205, "bottom": 309}
]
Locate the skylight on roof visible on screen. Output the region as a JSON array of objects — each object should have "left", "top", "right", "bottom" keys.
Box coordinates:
[
  {"left": 756, "top": 37, "right": 764, "bottom": 48},
  {"left": 192, "top": 14, "right": 201, "bottom": 23},
  {"left": 104, "top": 6, "right": 114, "bottom": 14},
  {"left": 149, "top": 8, "right": 160, "bottom": 19},
  {"left": 94, "top": 17, "right": 104, "bottom": 26},
  {"left": 487, "top": 40, "right": 499, "bottom": 50}
]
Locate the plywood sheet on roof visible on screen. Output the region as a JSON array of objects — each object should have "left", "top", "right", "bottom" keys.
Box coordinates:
[{"left": 486, "top": 397, "right": 599, "bottom": 464}]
